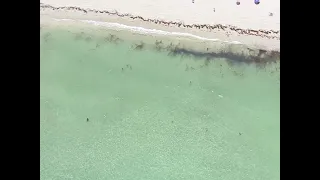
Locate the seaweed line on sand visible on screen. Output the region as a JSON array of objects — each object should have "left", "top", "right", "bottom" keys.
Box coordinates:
[{"left": 40, "top": 3, "right": 279, "bottom": 40}]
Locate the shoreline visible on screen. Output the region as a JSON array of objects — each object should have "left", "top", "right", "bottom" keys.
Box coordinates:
[
  {"left": 40, "top": 2, "right": 280, "bottom": 66},
  {"left": 40, "top": 2, "right": 280, "bottom": 51}
]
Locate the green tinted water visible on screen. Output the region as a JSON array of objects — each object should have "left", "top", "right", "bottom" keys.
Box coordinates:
[{"left": 40, "top": 28, "right": 280, "bottom": 180}]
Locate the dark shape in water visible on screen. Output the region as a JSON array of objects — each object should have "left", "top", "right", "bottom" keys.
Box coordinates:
[
  {"left": 204, "top": 58, "right": 210, "bottom": 66},
  {"left": 87, "top": 118, "right": 89, "bottom": 122},
  {"left": 85, "top": 36, "right": 92, "bottom": 42},
  {"left": 133, "top": 42, "right": 145, "bottom": 50},
  {"left": 126, "top": 64, "right": 132, "bottom": 70},
  {"left": 43, "top": 32, "right": 51, "bottom": 38},
  {"left": 43, "top": 32, "right": 51, "bottom": 42},
  {"left": 155, "top": 40, "right": 164, "bottom": 51},
  {"left": 74, "top": 33, "right": 84, "bottom": 41},
  {"left": 105, "top": 34, "right": 122, "bottom": 44},
  {"left": 232, "top": 69, "right": 244, "bottom": 77},
  {"left": 167, "top": 46, "right": 279, "bottom": 68},
  {"left": 166, "top": 43, "right": 175, "bottom": 51}
]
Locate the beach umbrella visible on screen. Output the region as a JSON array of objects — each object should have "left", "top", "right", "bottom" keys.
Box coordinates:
[{"left": 254, "top": 0, "right": 260, "bottom": 4}]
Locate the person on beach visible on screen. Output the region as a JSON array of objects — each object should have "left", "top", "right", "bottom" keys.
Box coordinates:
[{"left": 236, "top": 0, "right": 240, "bottom": 5}]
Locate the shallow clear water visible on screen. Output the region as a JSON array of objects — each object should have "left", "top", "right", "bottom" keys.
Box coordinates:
[{"left": 40, "top": 28, "right": 280, "bottom": 180}]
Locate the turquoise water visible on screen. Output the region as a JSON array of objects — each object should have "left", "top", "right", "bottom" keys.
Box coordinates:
[{"left": 40, "top": 28, "right": 280, "bottom": 180}]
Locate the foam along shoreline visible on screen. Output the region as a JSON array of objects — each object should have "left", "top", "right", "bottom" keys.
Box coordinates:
[{"left": 55, "top": 18, "right": 243, "bottom": 45}]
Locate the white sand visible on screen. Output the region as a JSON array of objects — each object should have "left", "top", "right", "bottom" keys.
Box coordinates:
[{"left": 40, "top": 0, "right": 280, "bottom": 50}]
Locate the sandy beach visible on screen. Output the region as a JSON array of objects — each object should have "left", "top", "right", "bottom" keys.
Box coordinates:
[{"left": 40, "top": 0, "right": 280, "bottom": 52}]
